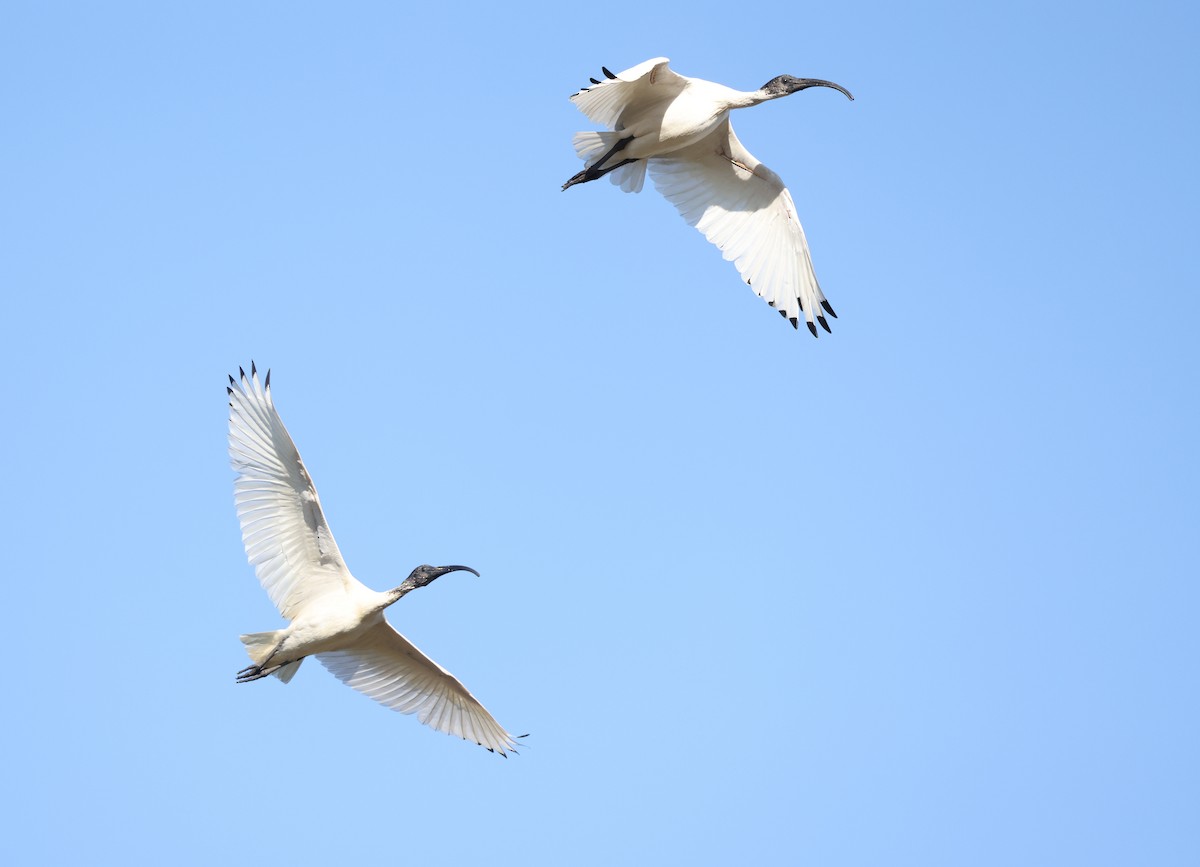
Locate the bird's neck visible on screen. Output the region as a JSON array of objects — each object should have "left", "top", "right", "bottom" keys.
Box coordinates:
[
  {"left": 376, "top": 584, "right": 410, "bottom": 612},
  {"left": 729, "top": 89, "right": 774, "bottom": 110}
]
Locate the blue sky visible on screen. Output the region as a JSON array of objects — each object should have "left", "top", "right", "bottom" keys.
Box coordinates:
[{"left": 2, "top": 1, "right": 1197, "bottom": 864}]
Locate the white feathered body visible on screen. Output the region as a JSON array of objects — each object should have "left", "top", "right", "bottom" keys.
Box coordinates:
[{"left": 258, "top": 585, "right": 388, "bottom": 663}]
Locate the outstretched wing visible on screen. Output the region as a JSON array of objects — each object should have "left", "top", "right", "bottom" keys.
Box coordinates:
[
  {"left": 648, "top": 118, "right": 836, "bottom": 335},
  {"left": 570, "top": 57, "right": 688, "bottom": 131},
  {"left": 227, "top": 363, "right": 358, "bottom": 620},
  {"left": 318, "top": 621, "right": 521, "bottom": 756}
]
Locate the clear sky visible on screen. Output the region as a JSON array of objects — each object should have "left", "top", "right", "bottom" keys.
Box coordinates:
[{"left": 2, "top": 1, "right": 1197, "bottom": 864}]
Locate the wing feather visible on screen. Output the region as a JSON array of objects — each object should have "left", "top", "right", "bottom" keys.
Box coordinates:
[
  {"left": 318, "top": 622, "right": 520, "bottom": 755},
  {"left": 570, "top": 57, "right": 688, "bottom": 130},
  {"left": 227, "top": 365, "right": 357, "bottom": 619},
  {"left": 648, "top": 119, "right": 833, "bottom": 331}
]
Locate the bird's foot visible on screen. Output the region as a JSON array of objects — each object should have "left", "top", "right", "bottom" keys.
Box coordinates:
[
  {"left": 236, "top": 663, "right": 281, "bottom": 683},
  {"left": 562, "top": 157, "right": 639, "bottom": 191},
  {"left": 561, "top": 169, "right": 591, "bottom": 191}
]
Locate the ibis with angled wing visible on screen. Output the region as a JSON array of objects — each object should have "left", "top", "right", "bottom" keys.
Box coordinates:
[{"left": 563, "top": 57, "right": 853, "bottom": 336}]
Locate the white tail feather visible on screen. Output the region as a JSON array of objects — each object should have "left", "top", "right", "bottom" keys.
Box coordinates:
[
  {"left": 573, "top": 130, "right": 620, "bottom": 163},
  {"left": 610, "top": 160, "right": 646, "bottom": 193}
]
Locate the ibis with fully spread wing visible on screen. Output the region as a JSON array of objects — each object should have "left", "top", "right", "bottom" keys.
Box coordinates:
[{"left": 227, "top": 363, "right": 520, "bottom": 756}]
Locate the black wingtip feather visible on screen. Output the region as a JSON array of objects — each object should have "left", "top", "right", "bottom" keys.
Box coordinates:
[
  {"left": 602, "top": 66, "right": 616, "bottom": 80},
  {"left": 250, "top": 360, "right": 257, "bottom": 377},
  {"left": 265, "top": 369, "right": 271, "bottom": 390},
  {"left": 589, "top": 76, "right": 600, "bottom": 84},
  {"left": 807, "top": 321, "right": 819, "bottom": 338},
  {"left": 789, "top": 316, "right": 799, "bottom": 329},
  {"left": 820, "top": 299, "right": 837, "bottom": 318},
  {"left": 818, "top": 315, "right": 831, "bottom": 333}
]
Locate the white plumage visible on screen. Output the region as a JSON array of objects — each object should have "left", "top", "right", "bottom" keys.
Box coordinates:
[
  {"left": 564, "top": 57, "right": 853, "bottom": 336},
  {"left": 228, "top": 363, "right": 520, "bottom": 756}
]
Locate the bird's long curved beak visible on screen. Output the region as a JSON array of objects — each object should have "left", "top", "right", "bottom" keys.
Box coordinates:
[
  {"left": 433, "top": 564, "right": 481, "bottom": 578},
  {"left": 798, "top": 79, "right": 854, "bottom": 100}
]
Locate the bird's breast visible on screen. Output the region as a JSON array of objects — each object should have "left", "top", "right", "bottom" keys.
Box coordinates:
[
  {"left": 283, "top": 602, "right": 383, "bottom": 658},
  {"left": 630, "top": 101, "right": 729, "bottom": 158}
]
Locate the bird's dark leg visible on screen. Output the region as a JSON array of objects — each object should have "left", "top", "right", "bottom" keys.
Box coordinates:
[{"left": 561, "top": 136, "right": 635, "bottom": 191}]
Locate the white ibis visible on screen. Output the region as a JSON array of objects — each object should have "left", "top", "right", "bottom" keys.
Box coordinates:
[
  {"left": 563, "top": 57, "right": 853, "bottom": 336},
  {"left": 228, "top": 363, "right": 520, "bottom": 755}
]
